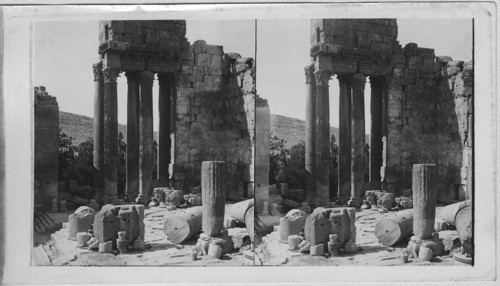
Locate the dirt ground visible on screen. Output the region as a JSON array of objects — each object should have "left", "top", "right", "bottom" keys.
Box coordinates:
[
  {"left": 255, "top": 206, "right": 462, "bottom": 266},
  {"left": 34, "top": 203, "right": 252, "bottom": 266}
]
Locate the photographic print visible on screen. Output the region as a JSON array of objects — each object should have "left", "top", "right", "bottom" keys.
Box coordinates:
[
  {"left": 32, "top": 19, "right": 256, "bottom": 266},
  {"left": 254, "top": 18, "right": 474, "bottom": 266}
]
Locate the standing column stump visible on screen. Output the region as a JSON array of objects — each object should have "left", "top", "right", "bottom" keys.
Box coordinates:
[
  {"left": 407, "top": 164, "right": 444, "bottom": 258},
  {"left": 201, "top": 161, "right": 227, "bottom": 237}
]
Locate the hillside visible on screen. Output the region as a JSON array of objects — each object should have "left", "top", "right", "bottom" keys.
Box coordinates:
[
  {"left": 270, "top": 114, "right": 340, "bottom": 148},
  {"left": 60, "top": 111, "right": 367, "bottom": 149},
  {"left": 59, "top": 111, "right": 128, "bottom": 146}
]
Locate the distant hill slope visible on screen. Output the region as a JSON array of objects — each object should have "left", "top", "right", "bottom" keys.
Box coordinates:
[
  {"left": 60, "top": 111, "right": 367, "bottom": 149},
  {"left": 270, "top": 114, "right": 370, "bottom": 149},
  {"left": 59, "top": 111, "right": 128, "bottom": 146},
  {"left": 270, "top": 114, "right": 340, "bottom": 148}
]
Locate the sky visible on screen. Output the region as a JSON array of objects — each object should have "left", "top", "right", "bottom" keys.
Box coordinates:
[
  {"left": 34, "top": 19, "right": 472, "bottom": 134},
  {"left": 34, "top": 20, "right": 256, "bottom": 131}
]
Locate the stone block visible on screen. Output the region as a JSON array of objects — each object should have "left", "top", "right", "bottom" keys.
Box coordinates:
[
  {"left": 436, "top": 56, "right": 453, "bottom": 64},
  {"left": 206, "top": 45, "right": 224, "bottom": 55},
  {"left": 310, "top": 244, "right": 324, "bottom": 256},
  {"left": 160, "top": 188, "right": 184, "bottom": 207},
  {"left": 377, "top": 193, "right": 395, "bottom": 209},
  {"left": 288, "top": 235, "right": 302, "bottom": 250},
  {"left": 417, "top": 48, "right": 435, "bottom": 58},
  {"left": 304, "top": 207, "right": 355, "bottom": 247},
  {"left": 193, "top": 40, "right": 207, "bottom": 53},
  {"left": 279, "top": 209, "right": 307, "bottom": 241},
  {"left": 68, "top": 207, "right": 96, "bottom": 241},
  {"left": 93, "top": 204, "right": 145, "bottom": 248},
  {"left": 195, "top": 53, "right": 212, "bottom": 67},
  {"left": 98, "top": 241, "right": 113, "bottom": 253},
  {"left": 76, "top": 232, "right": 91, "bottom": 247},
  {"left": 227, "top": 227, "right": 250, "bottom": 249},
  {"left": 405, "top": 43, "right": 418, "bottom": 56}
]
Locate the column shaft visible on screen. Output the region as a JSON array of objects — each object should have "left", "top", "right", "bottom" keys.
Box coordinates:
[
  {"left": 157, "top": 73, "right": 172, "bottom": 184},
  {"left": 304, "top": 64, "right": 316, "bottom": 196},
  {"left": 102, "top": 67, "right": 120, "bottom": 202},
  {"left": 136, "top": 71, "right": 154, "bottom": 205},
  {"left": 311, "top": 70, "right": 331, "bottom": 206},
  {"left": 126, "top": 72, "right": 140, "bottom": 201},
  {"left": 370, "top": 77, "right": 384, "bottom": 185},
  {"left": 337, "top": 74, "right": 352, "bottom": 205},
  {"left": 348, "top": 74, "right": 366, "bottom": 208},
  {"left": 92, "top": 63, "right": 104, "bottom": 195}
]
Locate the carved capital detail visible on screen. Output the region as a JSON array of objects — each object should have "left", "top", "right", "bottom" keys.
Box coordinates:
[
  {"left": 125, "top": 71, "right": 140, "bottom": 83},
  {"left": 337, "top": 73, "right": 352, "bottom": 85},
  {"left": 314, "top": 70, "right": 332, "bottom": 86},
  {"left": 351, "top": 74, "right": 366, "bottom": 91},
  {"left": 102, "top": 67, "right": 120, "bottom": 84},
  {"left": 93, "top": 62, "right": 103, "bottom": 81},
  {"left": 304, "top": 64, "right": 315, "bottom": 84},
  {"left": 139, "top": 71, "right": 155, "bottom": 86}
]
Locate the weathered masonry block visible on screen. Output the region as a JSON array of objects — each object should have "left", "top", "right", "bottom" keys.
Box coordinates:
[{"left": 34, "top": 86, "right": 59, "bottom": 210}]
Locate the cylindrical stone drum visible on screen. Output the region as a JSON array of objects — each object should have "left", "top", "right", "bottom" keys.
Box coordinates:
[
  {"left": 201, "top": 161, "right": 227, "bottom": 237},
  {"left": 419, "top": 246, "right": 433, "bottom": 261},
  {"left": 412, "top": 164, "right": 437, "bottom": 239},
  {"left": 208, "top": 243, "right": 222, "bottom": 259},
  {"left": 68, "top": 211, "right": 96, "bottom": 241}
]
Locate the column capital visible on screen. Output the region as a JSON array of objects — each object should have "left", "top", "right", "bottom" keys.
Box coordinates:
[
  {"left": 102, "top": 67, "right": 120, "bottom": 84},
  {"left": 157, "top": 73, "right": 175, "bottom": 84},
  {"left": 370, "top": 76, "right": 386, "bottom": 88},
  {"left": 351, "top": 74, "right": 366, "bottom": 90},
  {"left": 139, "top": 71, "right": 155, "bottom": 86},
  {"left": 304, "top": 64, "right": 315, "bottom": 84},
  {"left": 125, "top": 71, "right": 140, "bottom": 82},
  {"left": 93, "top": 62, "right": 103, "bottom": 81},
  {"left": 337, "top": 73, "right": 352, "bottom": 85},
  {"left": 314, "top": 70, "right": 332, "bottom": 86}
]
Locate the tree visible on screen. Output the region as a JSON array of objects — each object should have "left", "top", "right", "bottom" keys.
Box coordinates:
[
  {"left": 269, "top": 134, "right": 288, "bottom": 185},
  {"left": 117, "top": 132, "right": 127, "bottom": 196},
  {"left": 329, "top": 134, "right": 339, "bottom": 200},
  {"left": 58, "top": 129, "right": 77, "bottom": 182},
  {"left": 283, "top": 141, "right": 306, "bottom": 189},
  {"left": 74, "top": 137, "right": 96, "bottom": 187}
]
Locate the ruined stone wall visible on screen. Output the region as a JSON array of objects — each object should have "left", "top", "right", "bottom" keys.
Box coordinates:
[
  {"left": 34, "top": 86, "right": 59, "bottom": 209},
  {"left": 173, "top": 40, "right": 255, "bottom": 200},
  {"left": 385, "top": 42, "right": 473, "bottom": 201},
  {"left": 312, "top": 19, "right": 398, "bottom": 53},
  {"left": 436, "top": 59, "right": 473, "bottom": 201}
]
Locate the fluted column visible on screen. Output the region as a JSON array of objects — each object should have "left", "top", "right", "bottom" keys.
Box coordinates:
[
  {"left": 304, "top": 64, "right": 316, "bottom": 197},
  {"left": 311, "top": 69, "right": 332, "bottom": 207},
  {"left": 370, "top": 77, "right": 384, "bottom": 185},
  {"left": 102, "top": 67, "right": 120, "bottom": 203},
  {"left": 136, "top": 71, "right": 154, "bottom": 205},
  {"left": 337, "top": 74, "right": 352, "bottom": 205},
  {"left": 348, "top": 74, "right": 366, "bottom": 208},
  {"left": 93, "top": 62, "right": 104, "bottom": 195},
  {"left": 157, "top": 73, "right": 172, "bottom": 185},
  {"left": 125, "top": 71, "right": 140, "bottom": 202}
]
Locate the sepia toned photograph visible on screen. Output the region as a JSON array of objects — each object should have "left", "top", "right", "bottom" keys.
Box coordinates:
[
  {"left": 0, "top": 2, "right": 497, "bottom": 284},
  {"left": 254, "top": 18, "right": 474, "bottom": 266},
  {"left": 32, "top": 19, "right": 256, "bottom": 266}
]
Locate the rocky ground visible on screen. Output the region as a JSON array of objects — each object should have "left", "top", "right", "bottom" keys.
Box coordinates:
[
  {"left": 256, "top": 206, "right": 461, "bottom": 266},
  {"left": 33, "top": 203, "right": 253, "bottom": 266}
]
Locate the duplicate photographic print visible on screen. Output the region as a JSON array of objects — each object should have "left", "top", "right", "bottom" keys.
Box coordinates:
[
  {"left": 0, "top": 2, "right": 497, "bottom": 285},
  {"left": 254, "top": 18, "right": 475, "bottom": 266},
  {"left": 32, "top": 19, "right": 256, "bottom": 266}
]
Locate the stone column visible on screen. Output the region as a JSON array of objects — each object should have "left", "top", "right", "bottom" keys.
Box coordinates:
[
  {"left": 304, "top": 64, "right": 316, "bottom": 197},
  {"left": 92, "top": 62, "right": 105, "bottom": 195},
  {"left": 311, "top": 69, "right": 332, "bottom": 206},
  {"left": 412, "top": 164, "right": 437, "bottom": 239},
  {"left": 201, "top": 161, "right": 227, "bottom": 236},
  {"left": 337, "top": 74, "right": 352, "bottom": 205},
  {"left": 157, "top": 73, "right": 172, "bottom": 185},
  {"left": 370, "top": 77, "right": 384, "bottom": 186},
  {"left": 125, "top": 71, "right": 140, "bottom": 202},
  {"left": 102, "top": 67, "right": 120, "bottom": 203},
  {"left": 136, "top": 71, "right": 154, "bottom": 205},
  {"left": 348, "top": 74, "right": 366, "bottom": 208}
]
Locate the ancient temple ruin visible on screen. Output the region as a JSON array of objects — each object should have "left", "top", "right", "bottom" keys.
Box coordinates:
[
  {"left": 305, "top": 19, "right": 473, "bottom": 207},
  {"left": 92, "top": 21, "right": 255, "bottom": 205}
]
